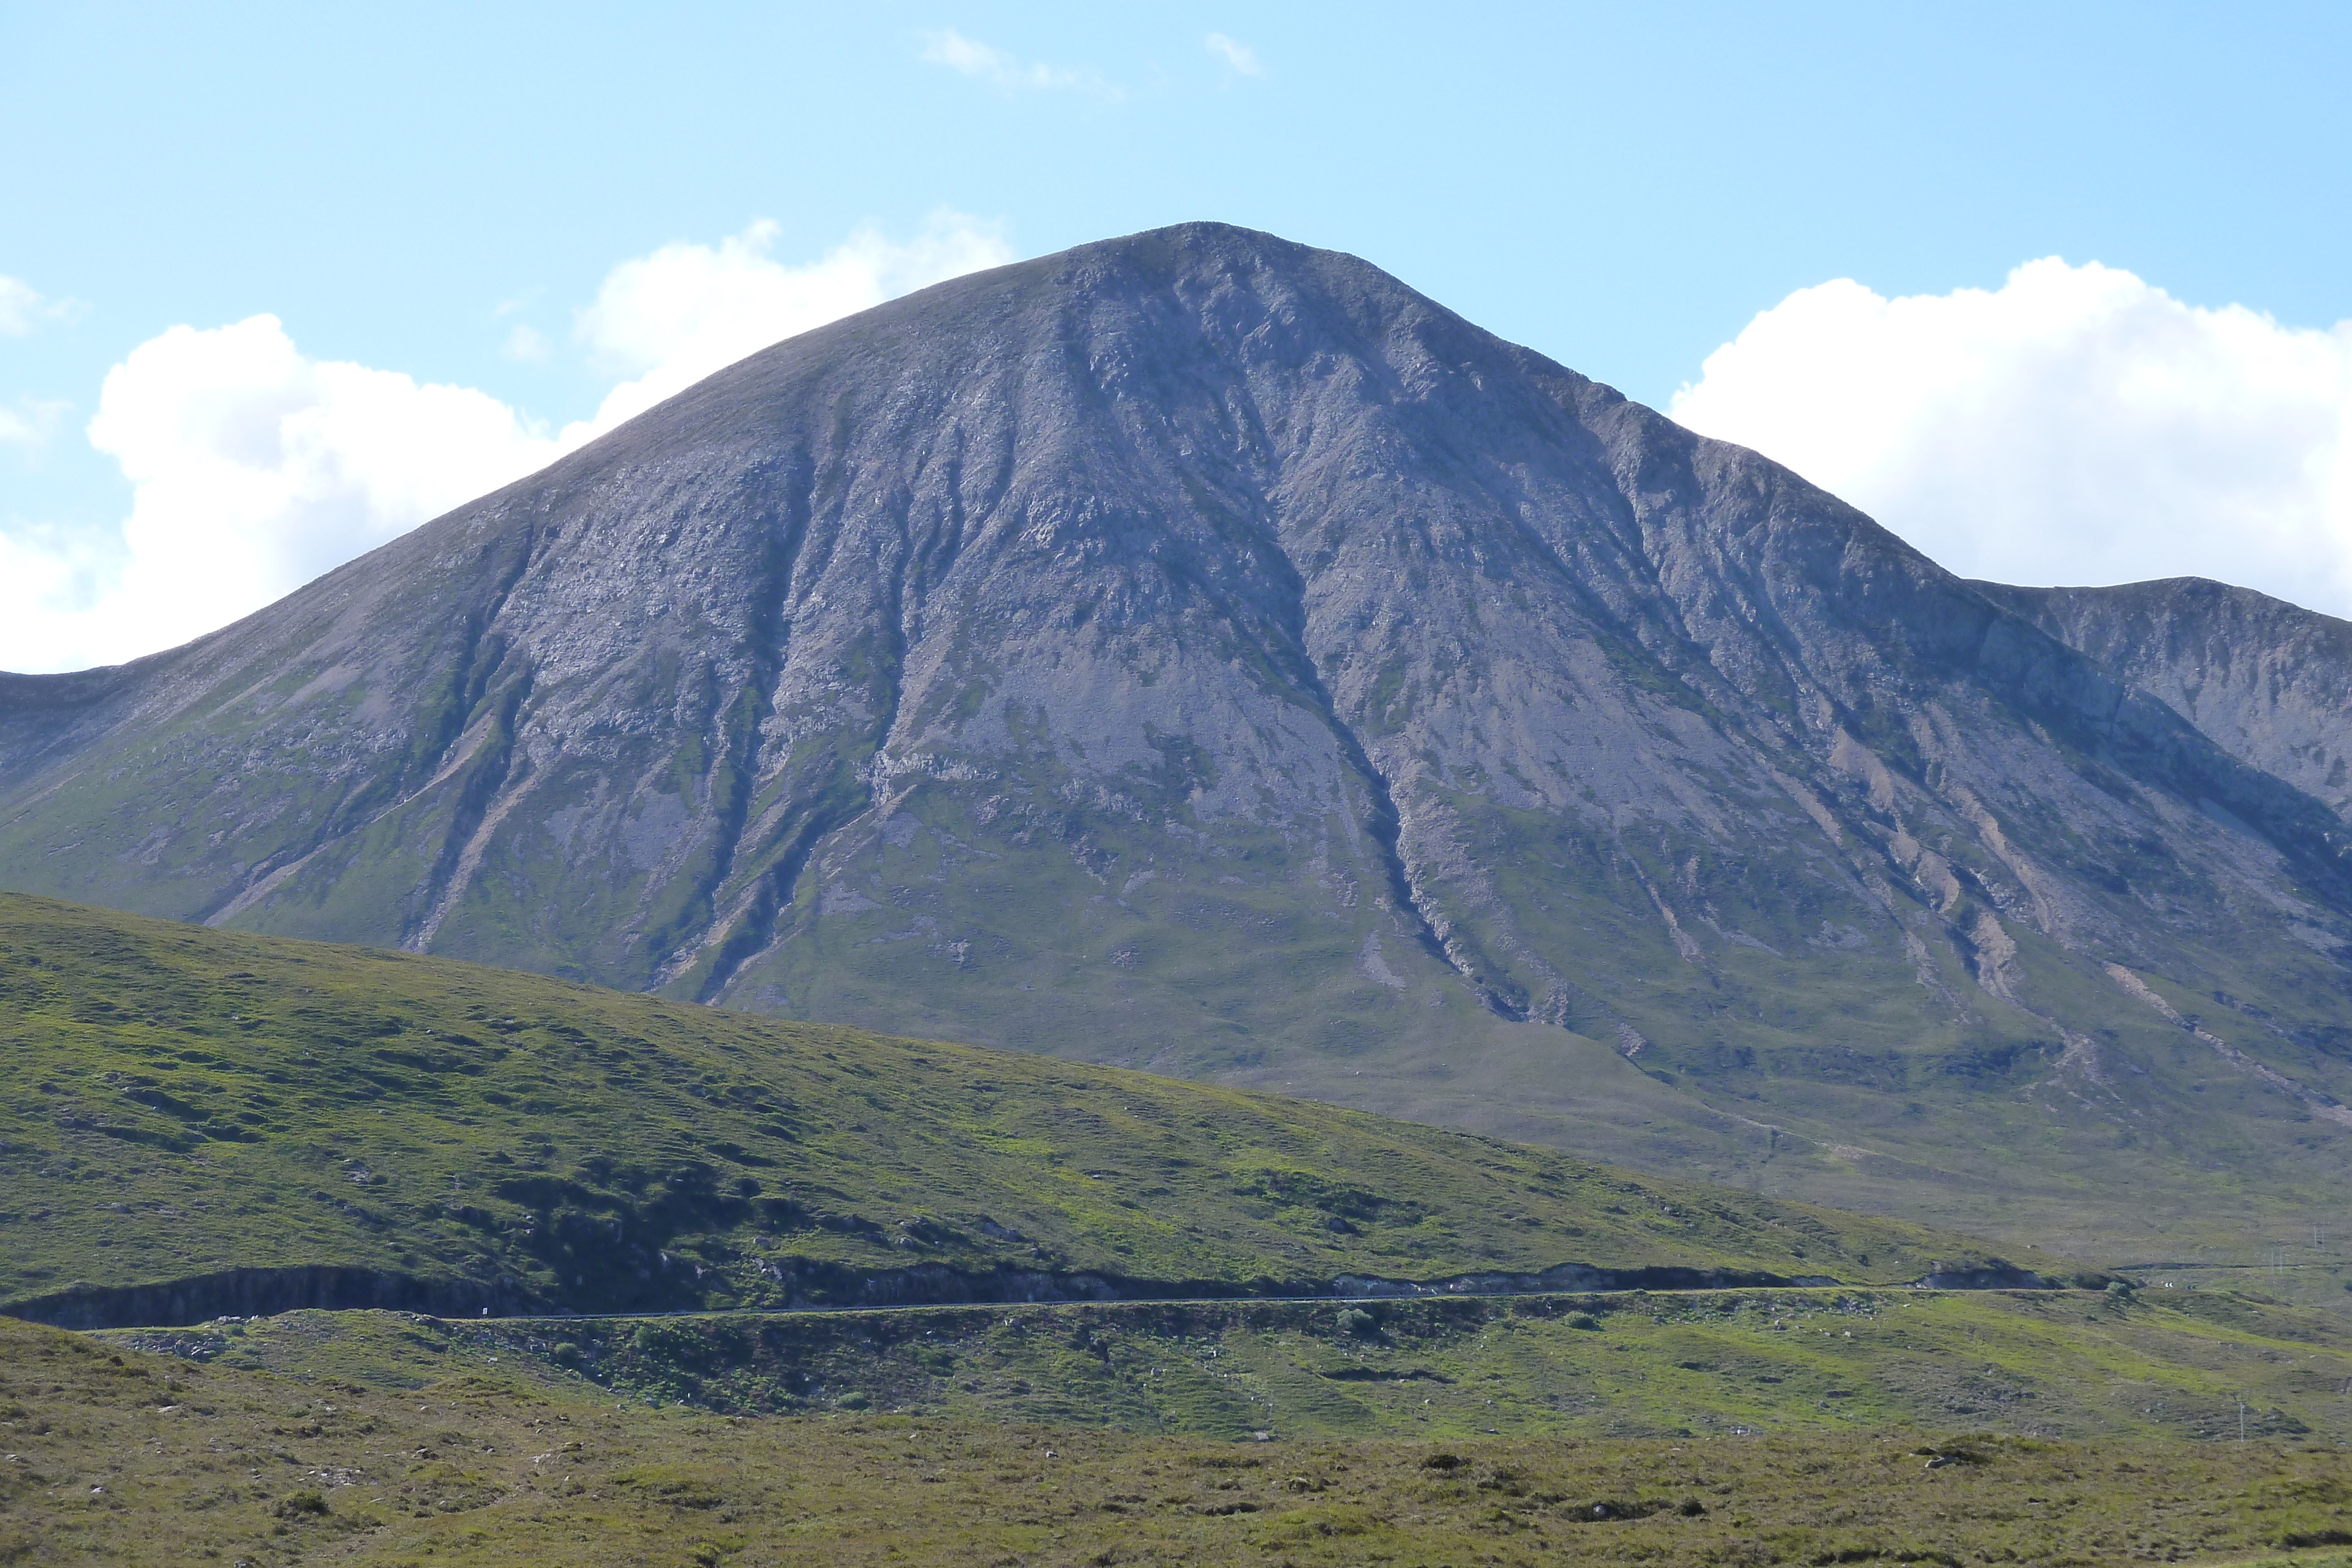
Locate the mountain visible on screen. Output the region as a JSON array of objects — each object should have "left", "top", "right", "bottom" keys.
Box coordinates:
[
  {"left": 4, "top": 222, "right": 2351, "bottom": 1258},
  {"left": 0, "top": 890, "right": 2023, "bottom": 1327}
]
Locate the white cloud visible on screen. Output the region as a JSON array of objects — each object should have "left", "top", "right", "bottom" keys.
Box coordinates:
[
  {"left": 0, "top": 277, "right": 42, "bottom": 335},
  {"left": 0, "top": 396, "right": 70, "bottom": 453},
  {"left": 1, "top": 216, "right": 1015, "bottom": 673},
  {"left": 0, "top": 275, "right": 76, "bottom": 336},
  {"left": 0, "top": 316, "right": 563, "bottom": 673},
  {"left": 1205, "top": 32, "right": 1263, "bottom": 75},
  {"left": 918, "top": 28, "right": 1122, "bottom": 99},
  {"left": 501, "top": 323, "right": 551, "bottom": 362},
  {"left": 1669, "top": 259, "right": 2352, "bottom": 616},
  {"left": 567, "top": 212, "right": 1011, "bottom": 436}
]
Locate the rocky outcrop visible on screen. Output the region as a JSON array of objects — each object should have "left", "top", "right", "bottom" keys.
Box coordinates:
[
  {"left": 6, "top": 1257, "right": 1840, "bottom": 1331},
  {"left": 1910, "top": 1261, "right": 2057, "bottom": 1291},
  {"left": 5, "top": 1266, "right": 537, "bottom": 1330}
]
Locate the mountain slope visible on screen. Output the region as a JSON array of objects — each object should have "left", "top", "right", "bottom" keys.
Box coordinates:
[
  {"left": 1976, "top": 577, "right": 2352, "bottom": 830},
  {"left": 0, "top": 891, "right": 2027, "bottom": 1325},
  {"left": 3, "top": 223, "right": 2350, "bottom": 1253}
]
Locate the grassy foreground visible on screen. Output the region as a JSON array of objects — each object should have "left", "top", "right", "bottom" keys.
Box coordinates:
[
  {"left": 97, "top": 1283, "right": 2352, "bottom": 1445},
  {"left": 0, "top": 891, "right": 2046, "bottom": 1318},
  {"left": 8, "top": 1315, "right": 2352, "bottom": 1568}
]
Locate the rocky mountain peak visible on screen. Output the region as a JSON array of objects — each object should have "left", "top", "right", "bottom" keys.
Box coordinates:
[{"left": 5, "top": 224, "right": 2350, "bottom": 1253}]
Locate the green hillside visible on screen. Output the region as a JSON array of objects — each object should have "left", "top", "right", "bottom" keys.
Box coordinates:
[
  {"left": 8, "top": 1315, "right": 2351, "bottom": 1568},
  {"left": 98, "top": 1282, "right": 2352, "bottom": 1446},
  {"left": 0, "top": 893, "right": 2045, "bottom": 1320}
]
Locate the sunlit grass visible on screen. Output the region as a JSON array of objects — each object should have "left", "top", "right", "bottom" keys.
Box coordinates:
[
  {"left": 8, "top": 1315, "right": 2349, "bottom": 1567},
  {"left": 0, "top": 891, "right": 2047, "bottom": 1322}
]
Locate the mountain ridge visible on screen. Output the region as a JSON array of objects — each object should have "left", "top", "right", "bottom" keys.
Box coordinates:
[
  {"left": 1974, "top": 576, "right": 2352, "bottom": 828},
  {"left": 5, "top": 222, "right": 2351, "bottom": 1255}
]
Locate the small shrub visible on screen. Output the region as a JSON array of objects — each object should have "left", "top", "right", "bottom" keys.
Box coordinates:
[
  {"left": 276, "top": 1490, "right": 328, "bottom": 1517},
  {"left": 1335, "top": 1308, "right": 1378, "bottom": 1338},
  {"left": 835, "top": 1391, "right": 870, "bottom": 1410},
  {"left": 1568, "top": 1313, "right": 1602, "bottom": 1330},
  {"left": 1421, "top": 1452, "right": 1462, "bottom": 1471}
]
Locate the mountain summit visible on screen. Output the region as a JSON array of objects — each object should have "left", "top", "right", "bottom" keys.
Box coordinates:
[{"left": 5, "top": 223, "right": 2350, "bottom": 1252}]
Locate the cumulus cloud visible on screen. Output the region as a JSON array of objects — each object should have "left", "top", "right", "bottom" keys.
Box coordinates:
[
  {"left": 918, "top": 28, "right": 1122, "bottom": 99},
  {"left": 1, "top": 216, "right": 1014, "bottom": 673},
  {"left": 0, "top": 316, "right": 563, "bottom": 672},
  {"left": 1669, "top": 259, "right": 2352, "bottom": 616},
  {"left": 570, "top": 212, "right": 1011, "bottom": 435},
  {"left": 1205, "top": 32, "right": 1263, "bottom": 75}
]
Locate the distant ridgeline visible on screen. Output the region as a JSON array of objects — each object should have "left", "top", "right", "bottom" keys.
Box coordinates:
[
  {"left": 3, "top": 223, "right": 2351, "bottom": 1256},
  {"left": 0, "top": 892, "right": 2063, "bottom": 1328}
]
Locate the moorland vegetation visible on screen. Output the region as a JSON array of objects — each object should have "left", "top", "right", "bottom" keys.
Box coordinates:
[
  {"left": 0, "top": 892, "right": 2042, "bottom": 1324},
  {"left": 9, "top": 1316, "right": 2352, "bottom": 1567}
]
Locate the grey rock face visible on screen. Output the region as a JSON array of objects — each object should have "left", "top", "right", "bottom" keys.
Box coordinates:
[
  {"left": 1978, "top": 577, "right": 2352, "bottom": 825},
  {"left": 5, "top": 223, "right": 2350, "bottom": 1249}
]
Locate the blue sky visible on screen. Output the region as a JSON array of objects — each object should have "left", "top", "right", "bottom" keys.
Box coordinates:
[{"left": 4, "top": 2, "right": 2351, "bottom": 667}]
